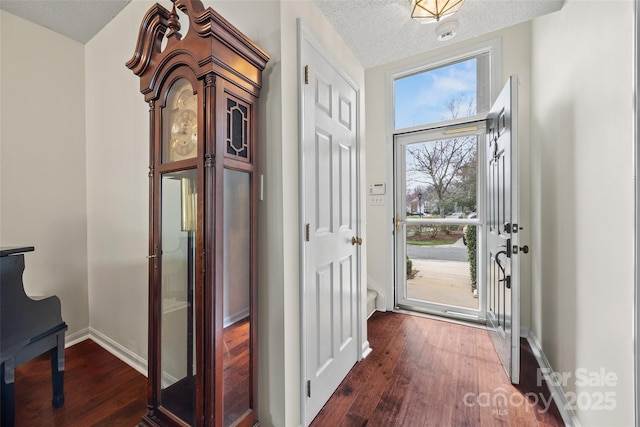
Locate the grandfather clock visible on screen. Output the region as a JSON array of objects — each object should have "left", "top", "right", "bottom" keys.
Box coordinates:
[{"left": 126, "top": 1, "right": 268, "bottom": 426}]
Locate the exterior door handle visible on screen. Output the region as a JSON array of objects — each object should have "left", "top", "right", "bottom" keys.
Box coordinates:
[
  {"left": 495, "top": 251, "right": 511, "bottom": 289},
  {"left": 351, "top": 237, "right": 363, "bottom": 246}
]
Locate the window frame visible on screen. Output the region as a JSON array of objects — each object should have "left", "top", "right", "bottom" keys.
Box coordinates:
[{"left": 388, "top": 38, "right": 502, "bottom": 134}]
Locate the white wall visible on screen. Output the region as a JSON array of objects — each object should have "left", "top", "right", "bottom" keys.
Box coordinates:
[
  {"left": 0, "top": 10, "right": 89, "bottom": 339},
  {"left": 85, "top": 0, "right": 155, "bottom": 362},
  {"left": 530, "top": 1, "right": 635, "bottom": 425},
  {"left": 364, "top": 22, "right": 533, "bottom": 328}
]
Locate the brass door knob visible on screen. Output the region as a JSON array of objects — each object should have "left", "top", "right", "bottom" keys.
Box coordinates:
[{"left": 351, "top": 237, "right": 363, "bottom": 246}]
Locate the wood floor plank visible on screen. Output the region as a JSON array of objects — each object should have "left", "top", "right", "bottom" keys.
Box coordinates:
[
  {"left": 450, "top": 328, "right": 481, "bottom": 427},
  {"left": 335, "top": 313, "right": 408, "bottom": 423},
  {"left": 14, "top": 339, "right": 146, "bottom": 427},
  {"left": 311, "top": 311, "right": 564, "bottom": 427},
  {"left": 13, "top": 312, "right": 564, "bottom": 427}
]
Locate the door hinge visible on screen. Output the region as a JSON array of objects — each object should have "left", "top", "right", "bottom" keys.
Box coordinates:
[
  {"left": 307, "top": 380, "right": 311, "bottom": 398},
  {"left": 305, "top": 223, "right": 310, "bottom": 242},
  {"left": 304, "top": 65, "right": 309, "bottom": 85}
]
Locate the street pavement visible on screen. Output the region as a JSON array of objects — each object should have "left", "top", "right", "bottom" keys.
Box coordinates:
[{"left": 406, "top": 238, "right": 469, "bottom": 262}]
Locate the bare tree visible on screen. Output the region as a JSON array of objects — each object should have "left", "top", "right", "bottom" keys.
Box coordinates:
[
  {"left": 406, "top": 95, "right": 477, "bottom": 217},
  {"left": 407, "top": 138, "right": 475, "bottom": 216}
]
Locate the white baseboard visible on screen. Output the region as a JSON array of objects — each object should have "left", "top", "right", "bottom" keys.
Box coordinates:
[
  {"left": 65, "top": 327, "right": 91, "bottom": 347},
  {"left": 522, "top": 328, "right": 580, "bottom": 427},
  {"left": 366, "top": 277, "right": 387, "bottom": 311},
  {"left": 361, "top": 340, "right": 372, "bottom": 359},
  {"left": 84, "top": 328, "right": 148, "bottom": 378}
]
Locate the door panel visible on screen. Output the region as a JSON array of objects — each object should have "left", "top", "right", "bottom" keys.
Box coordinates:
[
  {"left": 316, "top": 132, "right": 332, "bottom": 233},
  {"left": 315, "top": 264, "right": 333, "bottom": 373},
  {"left": 339, "top": 143, "right": 353, "bottom": 229},
  {"left": 486, "top": 76, "right": 520, "bottom": 384},
  {"left": 302, "top": 39, "right": 359, "bottom": 424}
]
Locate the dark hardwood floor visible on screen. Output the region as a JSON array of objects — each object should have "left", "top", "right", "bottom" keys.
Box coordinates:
[
  {"left": 310, "top": 311, "right": 564, "bottom": 427},
  {"left": 14, "top": 339, "right": 146, "bottom": 426},
  {"left": 13, "top": 312, "right": 564, "bottom": 426}
]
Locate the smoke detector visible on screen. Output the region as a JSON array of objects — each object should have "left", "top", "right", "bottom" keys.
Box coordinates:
[{"left": 436, "top": 19, "right": 459, "bottom": 41}]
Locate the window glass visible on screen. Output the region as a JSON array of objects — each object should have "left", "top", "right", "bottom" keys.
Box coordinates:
[{"left": 394, "top": 53, "right": 490, "bottom": 130}]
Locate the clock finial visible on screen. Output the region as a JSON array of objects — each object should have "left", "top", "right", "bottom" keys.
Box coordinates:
[{"left": 166, "top": 3, "right": 182, "bottom": 40}]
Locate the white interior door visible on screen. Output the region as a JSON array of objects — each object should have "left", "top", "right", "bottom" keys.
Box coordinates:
[
  {"left": 485, "top": 76, "right": 520, "bottom": 383},
  {"left": 301, "top": 31, "right": 360, "bottom": 425}
]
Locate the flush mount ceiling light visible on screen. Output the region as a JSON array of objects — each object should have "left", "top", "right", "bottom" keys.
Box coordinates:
[{"left": 410, "top": 0, "right": 465, "bottom": 24}]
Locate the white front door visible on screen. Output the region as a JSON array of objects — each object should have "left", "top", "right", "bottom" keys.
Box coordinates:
[
  {"left": 300, "top": 29, "right": 361, "bottom": 425},
  {"left": 486, "top": 76, "right": 520, "bottom": 383}
]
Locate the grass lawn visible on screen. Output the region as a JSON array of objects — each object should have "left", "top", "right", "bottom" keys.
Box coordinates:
[
  {"left": 406, "top": 229, "right": 464, "bottom": 246},
  {"left": 407, "top": 240, "right": 452, "bottom": 246}
]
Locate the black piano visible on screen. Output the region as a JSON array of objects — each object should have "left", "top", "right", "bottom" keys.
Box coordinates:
[{"left": 0, "top": 246, "right": 68, "bottom": 426}]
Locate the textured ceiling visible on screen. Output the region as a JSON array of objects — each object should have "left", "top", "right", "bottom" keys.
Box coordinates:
[
  {"left": 0, "top": 0, "right": 563, "bottom": 67},
  {"left": 314, "top": 0, "right": 564, "bottom": 69},
  {"left": 0, "top": 0, "right": 131, "bottom": 44}
]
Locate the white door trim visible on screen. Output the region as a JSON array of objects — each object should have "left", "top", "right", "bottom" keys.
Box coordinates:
[
  {"left": 297, "top": 19, "right": 365, "bottom": 426},
  {"left": 634, "top": 0, "right": 639, "bottom": 424}
]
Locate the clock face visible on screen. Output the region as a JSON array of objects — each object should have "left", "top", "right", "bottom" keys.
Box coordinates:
[
  {"left": 163, "top": 78, "right": 198, "bottom": 162},
  {"left": 170, "top": 109, "right": 197, "bottom": 157}
]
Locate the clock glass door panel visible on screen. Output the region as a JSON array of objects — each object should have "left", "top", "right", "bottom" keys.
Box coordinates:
[
  {"left": 222, "top": 168, "right": 252, "bottom": 426},
  {"left": 163, "top": 78, "right": 198, "bottom": 163},
  {"left": 160, "top": 169, "right": 198, "bottom": 425}
]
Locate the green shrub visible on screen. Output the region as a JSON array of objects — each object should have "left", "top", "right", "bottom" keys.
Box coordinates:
[
  {"left": 406, "top": 256, "right": 413, "bottom": 277},
  {"left": 465, "top": 225, "right": 477, "bottom": 286}
]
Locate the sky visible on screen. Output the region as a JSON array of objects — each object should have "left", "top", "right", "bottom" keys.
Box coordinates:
[{"left": 394, "top": 58, "right": 477, "bottom": 129}]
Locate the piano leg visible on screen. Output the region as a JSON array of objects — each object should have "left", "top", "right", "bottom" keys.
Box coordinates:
[
  {"left": 51, "top": 332, "right": 65, "bottom": 408},
  {"left": 1, "top": 359, "right": 16, "bottom": 427}
]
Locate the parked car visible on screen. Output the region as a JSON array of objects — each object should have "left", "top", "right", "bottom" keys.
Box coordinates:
[
  {"left": 410, "top": 211, "right": 425, "bottom": 216},
  {"left": 462, "top": 212, "right": 477, "bottom": 245}
]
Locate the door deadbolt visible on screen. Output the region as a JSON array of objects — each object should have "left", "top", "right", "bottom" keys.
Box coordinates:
[{"left": 512, "top": 245, "right": 529, "bottom": 254}]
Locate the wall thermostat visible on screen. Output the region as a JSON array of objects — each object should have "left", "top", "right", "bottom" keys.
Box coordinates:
[{"left": 369, "top": 183, "right": 386, "bottom": 195}]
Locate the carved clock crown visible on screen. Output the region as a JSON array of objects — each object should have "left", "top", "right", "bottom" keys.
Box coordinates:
[{"left": 126, "top": 0, "right": 269, "bottom": 100}]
